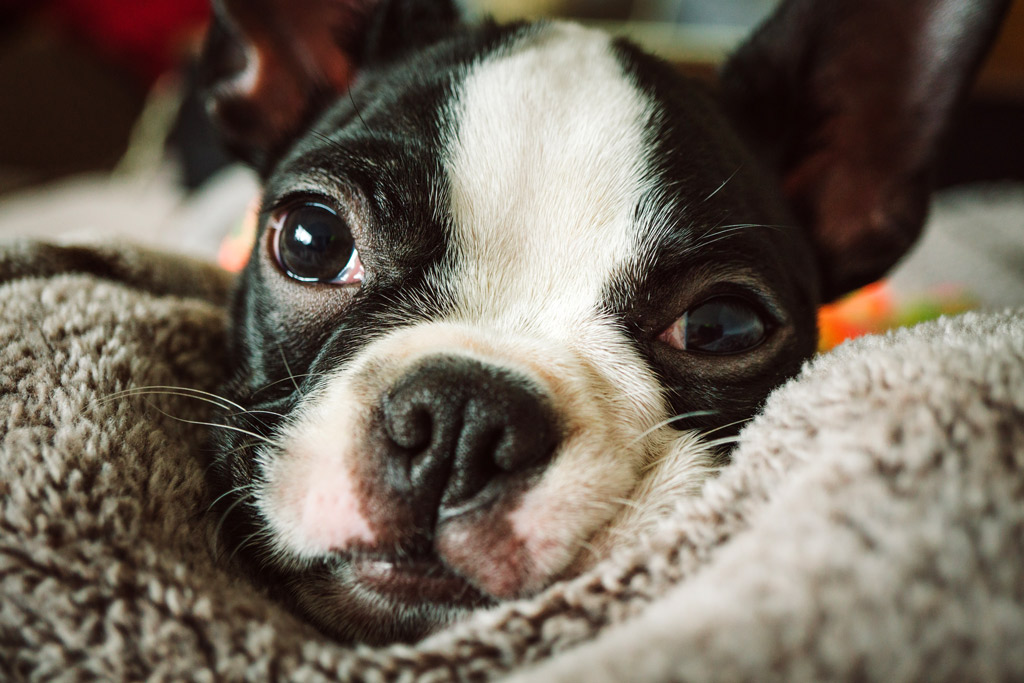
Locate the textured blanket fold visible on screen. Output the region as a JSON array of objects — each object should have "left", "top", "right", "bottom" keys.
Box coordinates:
[{"left": 2, "top": 240, "right": 1022, "bottom": 681}]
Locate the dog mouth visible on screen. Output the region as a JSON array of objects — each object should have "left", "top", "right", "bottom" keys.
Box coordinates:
[{"left": 346, "top": 553, "right": 492, "bottom": 608}]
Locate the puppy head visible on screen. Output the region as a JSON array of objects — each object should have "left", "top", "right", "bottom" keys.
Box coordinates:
[{"left": 202, "top": 0, "right": 1007, "bottom": 643}]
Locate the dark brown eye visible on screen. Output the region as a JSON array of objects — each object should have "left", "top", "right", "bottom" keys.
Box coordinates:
[
  {"left": 658, "top": 297, "right": 767, "bottom": 354},
  {"left": 271, "top": 202, "right": 363, "bottom": 284}
]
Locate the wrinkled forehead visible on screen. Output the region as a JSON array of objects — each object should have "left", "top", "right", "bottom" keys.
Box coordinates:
[{"left": 439, "top": 22, "right": 664, "bottom": 329}]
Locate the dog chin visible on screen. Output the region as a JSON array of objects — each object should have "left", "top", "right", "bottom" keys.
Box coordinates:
[{"left": 288, "top": 559, "right": 487, "bottom": 644}]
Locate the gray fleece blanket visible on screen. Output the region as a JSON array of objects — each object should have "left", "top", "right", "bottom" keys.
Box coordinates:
[{"left": 1, "top": 240, "right": 1022, "bottom": 681}]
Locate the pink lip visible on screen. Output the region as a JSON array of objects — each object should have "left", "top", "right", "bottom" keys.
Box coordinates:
[{"left": 349, "top": 556, "right": 488, "bottom": 606}]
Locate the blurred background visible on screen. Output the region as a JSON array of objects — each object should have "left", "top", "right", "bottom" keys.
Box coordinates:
[{"left": 0, "top": 0, "right": 1021, "bottom": 345}]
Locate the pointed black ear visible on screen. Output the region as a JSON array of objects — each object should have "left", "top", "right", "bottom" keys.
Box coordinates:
[
  {"left": 721, "top": 0, "right": 1010, "bottom": 300},
  {"left": 200, "top": 0, "right": 460, "bottom": 172}
]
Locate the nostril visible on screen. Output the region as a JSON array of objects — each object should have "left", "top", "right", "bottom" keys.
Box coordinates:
[
  {"left": 493, "top": 424, "right": 552, "bottom": 473},
  {"left": 382, "top": 391, "right": 435, "bottom": 452},
  {"left": 486, "top": 427, "right": 517, "bottom": 473},
  {"left": 487, "top": 394, "right": 559, "bottom": 474}
]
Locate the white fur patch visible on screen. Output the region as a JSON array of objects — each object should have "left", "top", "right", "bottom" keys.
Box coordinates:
[{"left": 442, "top": 22, "right": 660, "bottom": 330}]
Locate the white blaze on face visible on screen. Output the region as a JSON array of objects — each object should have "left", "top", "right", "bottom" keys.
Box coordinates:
[{"left": 443, "top": 22, "right": 659, "bottom": 330}]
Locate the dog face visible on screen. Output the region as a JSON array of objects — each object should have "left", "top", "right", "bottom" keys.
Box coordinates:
[{"left": 202, "top": 0, "right": 1007, "bottom": 643}]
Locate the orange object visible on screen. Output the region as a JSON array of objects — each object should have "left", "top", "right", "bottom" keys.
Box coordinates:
[
  {"left": 217, "top": 198, "right": 260, "bottom": 273},
  {"left": 817, "top": 282, "right": 894, "bottom": 351},
  {"left": 817, "top": 281, "right": 975, "bottom": 352}
]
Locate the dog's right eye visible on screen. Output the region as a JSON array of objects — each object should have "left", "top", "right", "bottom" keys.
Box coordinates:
[{"left": 271, "top": 202, "right": 364, "bottom": 285}]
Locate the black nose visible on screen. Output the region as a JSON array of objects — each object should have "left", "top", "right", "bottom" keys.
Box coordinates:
[{"left": 379, "top": 356, "right": 560, "bottom": 519}]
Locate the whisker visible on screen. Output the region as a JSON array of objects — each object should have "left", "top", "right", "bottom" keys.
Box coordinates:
[
  {"left": 699, "top": 416, "right": 754, "bottom": 439},
  {"left": 348, "top": 89, "right": 369, "bottom": 131},
  {"left": 279, "top": 345, "right": 301, "bottom": 393},
  {"left": 228, "top": 528, "right": 270, "bottom": 564},
  {"left": 693, "top": 230, "right": 765, "bottom": 251},
  {"left": 250, "top": 372, "right": 325, "bottom": 398},
  {"left": 97, "top": 388, "right": 284, "bottom": 431},
  {"left": 627, "top": 410, "right": 716, "bottom": 447},
  {"left": 717, "top": 222, "right": 790, "bottom": 235},
  {"left": 701, "top": 435, "right": 744, "bottom": 449},
  {"left": 207, "top": 483, "right": 258, "bottom": 513},
  {"left": 216, "top": 440, "right": 264, "bottom": 459},
  {"left": 310, "top": 129, "right": 350, "bottom": 155},
  {"left": 141, "top": 401, "right": 275, "bottom": 446},
  {"left": 685, "top": 222, "right": 791, "bottom": 256},
  {"left": 702, "top": 166, "right": 741, "bottom": 203},
  {"left": 103, "top": 390, "right": 253, "bottom": 428},
  {"left": 229, "top": 409, "right": 285, "bottom": 420},
  {"left": 202, "top": 456, "right": 225, "bottom": 481},
  {"left": 213, "top": 490, "right": 258, "bottom": 558},
  {"left": 97, "top": 385, "right": 246, "bottom": 413}
]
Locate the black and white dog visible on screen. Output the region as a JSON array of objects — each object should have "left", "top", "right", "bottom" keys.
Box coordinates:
[{"left": 201, "top": 0, "right": 1007, "bottom": 644}]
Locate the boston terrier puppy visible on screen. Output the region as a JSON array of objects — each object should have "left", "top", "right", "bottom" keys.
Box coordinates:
[{"left": 201, "top": 0, "right": 1008, "bottom": 644}]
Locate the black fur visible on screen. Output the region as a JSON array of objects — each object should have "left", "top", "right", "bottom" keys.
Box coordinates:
[{"left": 201, "top": 0, "right": 1007, "bottom": 645}]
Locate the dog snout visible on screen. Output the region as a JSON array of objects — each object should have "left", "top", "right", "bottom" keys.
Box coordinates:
[{"left": 379, "top": 355, "right": 560, "bottom": 518}]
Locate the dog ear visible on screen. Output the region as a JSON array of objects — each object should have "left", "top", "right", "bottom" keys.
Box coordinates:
[
  {"left": 721, "top": 0, "right": 1009, "bottom": 300},
  {"left": 201, "top": 0, "right": 460, "bottom": 172}
]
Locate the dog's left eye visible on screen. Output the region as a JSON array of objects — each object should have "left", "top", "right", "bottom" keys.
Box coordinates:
[
  {"left": 658, "top": 297, "right": 767, "bottom": 354},
  {"left": 271, "top": 202, "right": 364, "bottom": 285}
]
